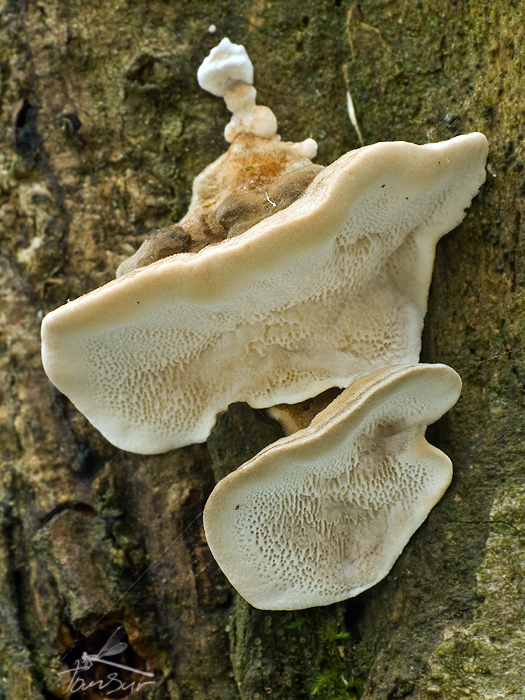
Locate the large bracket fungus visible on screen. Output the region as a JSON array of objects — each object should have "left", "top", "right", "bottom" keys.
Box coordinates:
[
  {"left": 41, "top": 135, "right": 487, "bottom": 454},
  {"left": 41, "top": 39, "right": 488, "bottom": 609}
]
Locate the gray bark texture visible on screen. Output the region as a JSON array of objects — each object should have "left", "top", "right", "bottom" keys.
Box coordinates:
[{"left": 0, "top": 1, "right": 524, "bottom": 699}]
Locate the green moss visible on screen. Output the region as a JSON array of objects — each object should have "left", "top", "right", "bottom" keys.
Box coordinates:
[
  {"left": 309, "top": 615, "right": 363, "bottom": 700},
  {"left": 226, "top": 599, "right": 366, "bottom": 700}
]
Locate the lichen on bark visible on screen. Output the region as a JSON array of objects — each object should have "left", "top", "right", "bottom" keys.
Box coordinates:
[{"left": 427, "top": 484, "right": 525, "bottom": 699}]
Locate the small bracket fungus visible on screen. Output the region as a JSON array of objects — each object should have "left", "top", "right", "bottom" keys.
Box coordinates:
[{"left": 204, "top": 363, "right": 462, "bottom": 610}]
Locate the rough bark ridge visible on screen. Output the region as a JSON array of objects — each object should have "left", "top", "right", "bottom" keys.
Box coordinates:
[{"left": 0, "top": 1, "right": 524, "bottom": 699}]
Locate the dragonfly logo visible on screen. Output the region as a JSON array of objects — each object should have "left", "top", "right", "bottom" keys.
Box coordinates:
[{"left": 58, "top": 626, "right": 156, "bottom": 695}]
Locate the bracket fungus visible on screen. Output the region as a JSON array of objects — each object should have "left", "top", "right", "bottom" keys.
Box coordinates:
[
  {"left": 204, "top": 363, "right": 462, "bottom": 610},
  {"left": 41, "top": 128, "right": 487, "bottom": 454},
  {"left": 40, "top": 38, "right": 488, "bottom": 609}
]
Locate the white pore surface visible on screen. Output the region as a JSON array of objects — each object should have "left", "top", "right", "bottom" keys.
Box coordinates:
[
  {"left": 41, "top": 134, "right": 487, "bottom": 454},
  {"left": 203, "top": 364, "right": 462, "bottom": 610},
  {"left": 197, "top": 37, "right": 254, "bottom": 97}
]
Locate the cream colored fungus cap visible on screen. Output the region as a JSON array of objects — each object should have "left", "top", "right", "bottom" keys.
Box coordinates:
[
  {"left": 41, "top": 133, "right": 487, "bottom": 454},
  {"left": 204, "top": 363, "right": 462, "bottom": 610}
]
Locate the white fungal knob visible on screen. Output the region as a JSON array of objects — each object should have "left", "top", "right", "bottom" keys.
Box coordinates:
[{"left": 197, "top": 37, "right": 254, "bottom": 97}]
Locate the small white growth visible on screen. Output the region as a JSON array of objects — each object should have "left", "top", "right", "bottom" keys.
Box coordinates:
[
  {"left": 223, "top": 82, "right": 278, "bottom": 143},
  {"left": 291, "top": 138, "right": 318, "bottom": 159},
  {"left": 198, "top": 37, "right": 280, "bottom": 143},
  {"left": 197, "top": 37, "right": 253, "bottom": 97}
]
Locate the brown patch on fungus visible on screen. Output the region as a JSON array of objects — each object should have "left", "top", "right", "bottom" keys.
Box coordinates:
[
  {"left": 117, "top": 136, "right": 320, "bottom": 277},
  {"left": 117, "top": 226, "right": 192, "bottom": 276},
  {"left": 216, "top": 163, "right": 323, "bottom": 238}
]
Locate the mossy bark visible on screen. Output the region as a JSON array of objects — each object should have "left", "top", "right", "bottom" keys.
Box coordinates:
[{"left": 0, "top": 1, "right": 523, "bottom": 699}]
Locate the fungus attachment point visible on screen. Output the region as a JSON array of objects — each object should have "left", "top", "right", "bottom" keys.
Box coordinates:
[{"left": 204, "top": 363, "right": 462, "bottom": 610}]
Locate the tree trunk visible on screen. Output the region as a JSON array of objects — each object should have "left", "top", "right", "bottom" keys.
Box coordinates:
[{"left": 1, "top": 1, "right": 523, "bottom": 699}]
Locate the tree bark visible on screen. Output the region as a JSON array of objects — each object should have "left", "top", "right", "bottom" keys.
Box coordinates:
[{"left": 1, "top": 1, "right": 524, "bottom": 699}]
